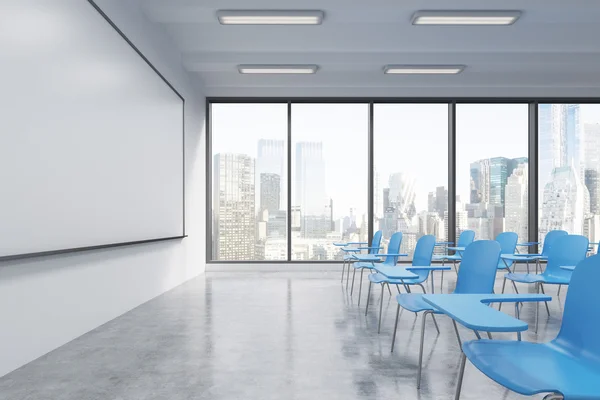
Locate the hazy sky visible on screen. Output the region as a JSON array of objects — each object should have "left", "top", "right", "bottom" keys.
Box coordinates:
[{"left": 212, "top": 103, "right": 600, "bottom": 220}]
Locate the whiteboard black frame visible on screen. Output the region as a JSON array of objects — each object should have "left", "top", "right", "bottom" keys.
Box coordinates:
[{"left": 0, "top": 0, "right": 186, "bottom": 262}]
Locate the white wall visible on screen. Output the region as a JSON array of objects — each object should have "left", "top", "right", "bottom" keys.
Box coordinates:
[{"left": 0, "top": 0, "right": 205, "bottom": 377}]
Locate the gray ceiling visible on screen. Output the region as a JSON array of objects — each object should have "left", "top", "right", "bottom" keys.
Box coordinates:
[{"left": 137, "top": 0, "right": 600, "bottom": 98}]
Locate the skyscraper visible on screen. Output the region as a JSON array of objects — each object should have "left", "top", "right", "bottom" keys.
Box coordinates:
[
  {"left": 388, "top": 172, "right": 416, "bottom": 219},
  {"left": 213, "top": 153, "right": 256, "bottom": 260},
  {"left": 505, "top": 163, "right": 528, "bottom": 242},
  {"left": 584, "top": 123, "right": 600, "bottom": 214},
  {"left": 470, "top": 157, "right": 524, "bottom": 211},
  {"left": 540, "top": 166, "right": 590, "bottom": 242},
  {"left": 259, "top": 173, "right": 280, "bottom": 214},
  {"left": 256, "top": 139, "right": 285, "bottom": 209},
  {"left": 374, "top": 170, "right": 382, "bottom": 219},
  {"left": 539, "top": 104, "right": 582, "bottom": 182},
  {"left": 294, "top": 142, "right": 326, "bottom": 217},
  {"left": 435, "top": 186, "right": 448, "bottom": 218}
]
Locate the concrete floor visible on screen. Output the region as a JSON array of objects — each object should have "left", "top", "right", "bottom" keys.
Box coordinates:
[{"left": 0, "top": 268, "right": 563, "bottom": 400}]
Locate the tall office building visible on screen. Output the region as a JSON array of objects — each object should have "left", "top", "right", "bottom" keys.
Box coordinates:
[
  {"left": 259, "top": 173, "right": 280, "bottom": 214},
  {"left": 470, "top": 159, "right": 490, "bottom": 204},
  {"left": 539, "top": 104, "right": 582, "bottom": 182},
  {"left": 540, "top": 166, "right": 590, "bottom": 242},
  {"left": 374, "top": 170, "right": 382, "bottom": 219},
  {"left": 470, "top": 157, "right": 524, "bottom": 212},
  {"left": 584, "top": 123, "right": 600, "bottom": 214},
  {"left": 294, "top": 142, "right": 326, "bottom": 217},
  {"left": 383, "top": 188, "right": 390, "bottom": 211},
  {"left": 388, "top": 172, "right": 416, "bottom": 219},
  {"left": 213, "top": 153, "right": 256, "bottom": 260},
  {"left": 256, "top": 139, "right": 285, "bottom": 209},
  {"left": 505, "top": 163, "right": 528, "bottom": 242},
  {"left": 435, "top": 186, "right": 448, "bottom": 218}
]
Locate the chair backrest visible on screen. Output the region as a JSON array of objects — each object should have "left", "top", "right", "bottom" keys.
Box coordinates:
[
  {"left": 454, "top": 240, "right": 501, "bottom": 294},
  {"left": 540, "top": 230, "right": 568, "bottom": 256},
  {"left": 553, "top": 254, "right": 600, "bottom": 362},
  {"left": 382, "top": 232, "right": 403, "bottom": 266},
  {"left": 457, "top": 230, "right": 476, "bottom": 247},
  {"left": 370, "top": 230, "right": 383, "bottom": 255},
  {"left": 543, "top": 235, "right": 589, "bottom": 279},
  {"left": 410, "top": 235, "right": 436, "bottom": 280},
  {"left": 496, "top": 231, "right": 519, "bottom": 268}
]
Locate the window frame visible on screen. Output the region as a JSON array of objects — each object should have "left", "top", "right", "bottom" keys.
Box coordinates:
[{"left": 206, "top": 98, "right": 600, "bottom": 263}]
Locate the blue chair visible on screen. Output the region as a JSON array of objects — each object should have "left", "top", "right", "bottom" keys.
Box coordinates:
[
  {"left": 496, "top": 231, "right": 519, "bottom": 272},
  {"left": 348, "top": 230, "right": 383, "bottom": 295},
  {"left": 366, "top": 235, "right": 436, "bottom": 333},
  {"left": 348, "top": 231, "right": 402, "bottom": 307},
  {"left": 362, "top": 231, "right": 404, "bottom": 312},
  {"left": 432, "top": 230, "right": 475, "bottom": 273},
  {"left": 391, "top": 240, "right": 502, "bottom": 389},
  {"left": 455, "top": 254, "right": 600, "bottom": 400},
  {"left": 510, "top": 230, "right": 568, "bottom": 274},
  {"left": 340, "top": 230, "right": 382, "bottom": 288},
  {"left": 504, "top": 234, "right": 589, "bottom": 332}
]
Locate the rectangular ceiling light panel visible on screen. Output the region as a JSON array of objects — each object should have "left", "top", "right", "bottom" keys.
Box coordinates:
[
  {"left": 238, "top": 65, "right": 319, "bottom": 74},
  {"left": 384, "top": 65, "right": 465, "bottom": 74},
  {"left": 218, "top": 10, "right": 324, "bottom": 25},
  {"left": 412, "top": 10, "right": 521, "bottom": 25}
]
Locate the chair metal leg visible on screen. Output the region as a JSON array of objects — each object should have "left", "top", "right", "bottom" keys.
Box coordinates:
[
  {"left": 341, "top": 260, "right": 346, "bottom": 282},
  {"left": 357, "top": 268, "right": 364, "bottom": 306},
  {"left": 346, "top": 263, "right": 351, "bottom": 289},
  {"left": 557, "top": 284, "right": 562, "bottom": 297},
  {"left": 452, "top": 261, "right": 458, "bottom": 274},
  {"left": 378, "top": 285, "right": 385, "bottom": 333},
  {"left": 454, "top": 352, "right": 467, "bottom": 400},
  {"left": 535, "top": 282, "right": 540, "bottom": 334},
  {"left": 486, "top": 332, "right": 493, "bottom": 339},
  {"left": 526, "top": 260, "right": 530, "bottom": 274},
  {"left": 511, "top": 280, "right": 520, "bottom": 294},
  {"left": 417, "top": 311, "right": 432, "bottom": 389},
  {"left": 474, "top": 330, "right": 482, "bottom": 340},
  {"left": 350, "top": 267, "right": 357, "bottom": 295},
  {"left": 499, "top": 277, "right": 507, "bottom": 311},
  {"left": 418, "top": 283, "right": 427, "bottom": 293},
  {"left": 539, "top": 283, "right": 551, "bottom": 316},
  {"left": 431, "top": 314, "right": 440, "bottom": 334},
  {"left": 452, "top": 320, "right": 463, "bottom": 350},
  {"left": 440, "top": 270, "right": 444, "bottom": 293},
  {"left": 515, "top": 302, "right": 522, "bottom": 341},
  {"left": 365, "top": 281, "right": 372, "bottom": 316},
  {"left": 386, "top": 282, "right": 392, "bottom": 296},
  {"left": 391, "top": 304, "right": 401, "bottom": 352}
]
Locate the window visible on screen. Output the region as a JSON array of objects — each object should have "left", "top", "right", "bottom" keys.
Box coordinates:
[
  {"left": 210, "top": 103, "right": 288, "bottom": 261},
  {"left": 291, "top": 104, "right": 369, "bottom": 261},
  {"left": 538, "top": 104, "right": 600, "bottom": 245},
  {"left": 456, "top": 104, "right": 529, "bottom": 242},
  {"left": 373, "top": 104, "right": 448, "bottom": 259}
]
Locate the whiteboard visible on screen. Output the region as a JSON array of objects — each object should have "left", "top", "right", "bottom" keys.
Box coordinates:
[{"left": 0, "top": 0, "right": 185, "bottom": 258}]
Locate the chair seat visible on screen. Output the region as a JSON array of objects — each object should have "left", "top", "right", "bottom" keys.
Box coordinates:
[
  {"left": 352, "top": 261, "right": 376, "bottom": 270},
  {"left": 396, "top": 293, "right": 439, "bottom": 313},
  {"left": 505, "top": 272, "right": 570, "bottom": 285},
  {"left": 432, "top": 254, "right": 461, "bottom": 261},
  {"left": 367, "top": 272, "right": 426, "bottom": 285},
  {"left": 463, "top": 340, "right": 600, "bottom": 398}
]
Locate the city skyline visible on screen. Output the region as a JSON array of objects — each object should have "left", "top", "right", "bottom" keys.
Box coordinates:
[{"left": 211, "top": 103, "right": 600, "bottom": 261}]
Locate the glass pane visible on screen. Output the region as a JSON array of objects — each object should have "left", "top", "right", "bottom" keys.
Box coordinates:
[
  {"left": 211, "top": 104, "right": 288, "bottom": 261},
  {"left": 456, "top": 104, "right": 529, "bottom": 242},
  {"left": 374, "top": 104, "right": 449, "bottom": 259},
  {"left": 291, "top": 104, "right": 368, "bottom": 261},
  {"left": 539, "top": 104, "right": 600, "bottom": 246}
]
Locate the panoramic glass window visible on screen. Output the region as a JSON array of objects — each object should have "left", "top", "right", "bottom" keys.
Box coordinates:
[
  {"left": 373, "top": 104, "right": 448, "bottom": 259},
  {"left": 211, "top": 103, "right": 288, "bottom": 261},
  {"left": 290, "top": 104, "right": 369, "bottom": 261},
  {"left": 456, "top": 104, "right": 529, "bottom": 242},
  {"left": 538, "top": 104, "right": 600, "bottom": 247}
]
